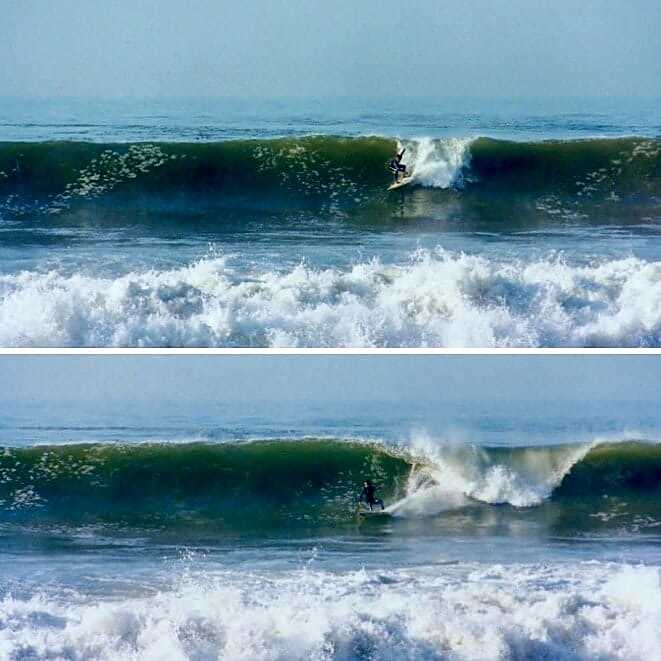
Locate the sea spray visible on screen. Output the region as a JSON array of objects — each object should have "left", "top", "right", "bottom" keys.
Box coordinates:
[
  {"left": 398, "top": 137, "right": 472, "bottom": 188},
  {"left": 390, "top": 433, "right": 595, "bottom": 515}
]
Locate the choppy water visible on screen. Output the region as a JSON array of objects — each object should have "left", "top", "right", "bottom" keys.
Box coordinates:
[{"left": 1, "top": 97, "right": 660, "bottom": 347}]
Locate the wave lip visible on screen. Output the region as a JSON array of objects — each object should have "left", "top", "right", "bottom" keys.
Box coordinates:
[
  {"left": 391, "top": 434, "right": 595, "bottom": 516},
  {"left": 2, "top": 250, "right": 661, "bottom": 348}
]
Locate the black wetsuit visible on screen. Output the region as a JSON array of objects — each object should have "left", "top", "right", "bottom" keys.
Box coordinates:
[
  {"left": 389, "top": 158, "right": 407, "bottom": 174},
  {"left": 389, "top": 149, "right": 407, "bottom": 182},
  {"left": 360, "top": 484, "right": 384, "bottom": 510}
]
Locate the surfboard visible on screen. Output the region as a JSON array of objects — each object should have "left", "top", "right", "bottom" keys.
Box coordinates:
[
  {"left": 356, "top": 506, "right": 391, "bottom": 519},
  {"left": 387, "top": 176, "right": 414, "bottom": 191}
]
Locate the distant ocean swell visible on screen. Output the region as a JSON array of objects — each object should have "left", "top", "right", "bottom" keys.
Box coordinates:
[
  {"left": 2, "top": 439, "right": 660, "bottom": 529},
  {"left": 2, "top": 250, "right": 661, "bottom": 347},
  {"left": 0, "top": 136, "right": 658, "bottom": 216}
]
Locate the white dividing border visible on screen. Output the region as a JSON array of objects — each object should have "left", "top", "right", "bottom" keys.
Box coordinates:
[{"left": 0, "top": 348, "right": 660, "bottom": 355}]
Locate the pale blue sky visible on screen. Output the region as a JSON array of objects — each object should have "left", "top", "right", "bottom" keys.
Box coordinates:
[
  {"left": 3, "top": 0, "right": 660, "bottom": 98},
  {"left": 2, "top": 355, "right": 659, "bottom": 404}
]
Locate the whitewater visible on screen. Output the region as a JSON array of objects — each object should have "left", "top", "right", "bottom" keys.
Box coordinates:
[
  {"left": 2, "top": 250, "right": 660, "bottom": 347},
  {"left": 3, "top": 562, "right": 661, "bottom": 660}
]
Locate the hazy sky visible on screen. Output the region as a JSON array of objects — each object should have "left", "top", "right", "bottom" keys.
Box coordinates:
[
  {"left": 3, "top": 1, "right": 660, "bottom": 98},
  {"left": 2, "top": 355, "right": 659, "bottom": 405}
]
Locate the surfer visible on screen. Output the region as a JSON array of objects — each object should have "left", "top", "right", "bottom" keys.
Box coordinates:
[
  {"left": 389, "top": 148, "right": 407, "bottom": 184},
  {"left": 359, "top": 479, "right": 385, "bottom": 511}
]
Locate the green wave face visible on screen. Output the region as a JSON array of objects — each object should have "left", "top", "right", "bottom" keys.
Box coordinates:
[
  {"left": 556, "top": 441, "right": 661, "bottom": 496},
  {"left": 0, "top": 440, "right": 410, "bottom": 529},
  {"left": 1, "top": 137, "right": 658, "bottom": 220},
  {"left": 2, "top": 439, "right": 661, "bottom": 534},
  {"left": 468, "top": 137, "right": 661, "bottom": 193},
  {"left": 0, "top": 137, "right": 395, "bottom": 215}
]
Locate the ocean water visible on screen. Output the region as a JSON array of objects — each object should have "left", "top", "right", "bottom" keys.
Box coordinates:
[
  {"left": 1, "top": 395, "right": 661, "bottom": 659},
  {"left": 1, "top": 97, "right": 660, "bottom": 347}
]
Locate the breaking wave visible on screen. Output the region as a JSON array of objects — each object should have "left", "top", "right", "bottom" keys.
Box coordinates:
[
  {"left": 1, "top": 136, "right": 658, "bottom": 216},
  {"left": 2, "top": 438, "right": 661, "bottom": 530}
]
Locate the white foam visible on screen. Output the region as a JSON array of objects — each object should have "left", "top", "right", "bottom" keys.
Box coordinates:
[
  {"left": 398, "top": 137, "right": 472, "bottom": 188},
  {"left": 1, "top": 249, "right": 661, "bottom": 347},
  {"left": 388, "top": 433, "right": 593, "bottom": 515},
  {"left": 1, "top": 562, "right": 659, "bottom": 660}
]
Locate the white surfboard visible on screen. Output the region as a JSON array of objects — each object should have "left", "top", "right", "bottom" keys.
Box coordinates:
[{"left": 387, "top": 176, "right": 414, "bottom": 191}]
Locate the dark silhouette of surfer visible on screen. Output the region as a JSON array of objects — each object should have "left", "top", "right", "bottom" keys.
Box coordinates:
[
  {"left": 359, "top": 479, "right": 385, "bottom": 511},
  {"left": 389, "top": 148, "right": 408, "bottom": 183}
]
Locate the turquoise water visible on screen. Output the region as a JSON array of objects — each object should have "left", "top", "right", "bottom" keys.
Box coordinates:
[{"left": 1, "top": 97, "right": 660, "bottom": 347}]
